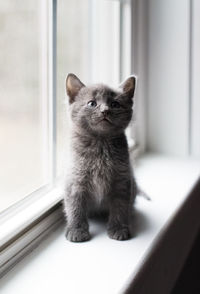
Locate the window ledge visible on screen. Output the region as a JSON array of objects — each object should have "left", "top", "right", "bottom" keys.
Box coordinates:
[
  {"left": 0, "top": 185, "right": 63, "bottom": 276},
  {"left": 0, "top": 186, "right": 63, "bottom": 247},
  {"left": 1, "top": 153, "right": 200, "bottom": 294}
]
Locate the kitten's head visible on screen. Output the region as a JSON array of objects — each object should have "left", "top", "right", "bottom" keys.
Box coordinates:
[{"left": 66, "top": 73, "right": 136, "bottom": 136}]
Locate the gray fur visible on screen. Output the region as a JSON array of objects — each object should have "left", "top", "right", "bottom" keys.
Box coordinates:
[{"left": 64, "top": 73, "right": 137, "bottom": 242}]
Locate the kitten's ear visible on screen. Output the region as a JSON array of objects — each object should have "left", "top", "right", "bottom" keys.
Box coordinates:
[
  {"left": 119, "top": 75, "right": 137, "bottom": 99},
  {"left": 66, "top": 73, "right": 85, "bottom": 103}
]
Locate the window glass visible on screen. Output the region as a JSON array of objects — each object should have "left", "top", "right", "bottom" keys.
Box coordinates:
[{"left": 0, "top": 1, "right": 48, "bottom": 212}]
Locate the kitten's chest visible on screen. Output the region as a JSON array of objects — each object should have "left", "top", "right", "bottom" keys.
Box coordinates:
[
  {"left": 87, "top": 143, "right": 113, "bottom": 178},
  {"left": 82, "top": 141, "right": 114, "bottom": 197},
  {"left": 90, "top": 151, "right": 113, "bottom": 179},
  {"left": 90, "top": 155, "right": 113, "bottom": 203}
]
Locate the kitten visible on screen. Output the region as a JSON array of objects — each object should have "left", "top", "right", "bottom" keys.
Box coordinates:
[{"left": 64, "top": 73, "right": 137, "bottom": 242}]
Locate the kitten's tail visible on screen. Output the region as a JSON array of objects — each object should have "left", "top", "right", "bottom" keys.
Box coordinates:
[{"left": 136, "top": 186, "right": 151, "bottom": 201}]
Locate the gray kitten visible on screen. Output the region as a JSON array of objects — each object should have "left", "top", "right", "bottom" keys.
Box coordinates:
[{"left": 64, "top": 73, "right": 137, "bottom": 242}]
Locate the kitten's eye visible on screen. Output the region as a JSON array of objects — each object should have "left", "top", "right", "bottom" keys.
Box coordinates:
[
  {"left": 111, "top": 101, "right": 120, "bottom": 108},
  {"left": 87, "top": 100, "right": 97, "bottom": 107}
]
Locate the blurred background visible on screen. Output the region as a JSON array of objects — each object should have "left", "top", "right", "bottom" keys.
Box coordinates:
[{"left": 0, "top": 0, "right": 199, "bottom": 212}]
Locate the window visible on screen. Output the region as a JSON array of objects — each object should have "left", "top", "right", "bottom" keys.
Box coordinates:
[
  {"left": 1, "top": 0, "right": 199, "bottom": 280},
  {"left": 0, "top": 0, "right": 49, "bottom": 212},
  {"left": 0, "top": 0, "right": 132, "bottom": 277}
]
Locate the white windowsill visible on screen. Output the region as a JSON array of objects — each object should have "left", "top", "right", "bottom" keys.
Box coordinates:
[
  {"left": 0, "top": 185, "right": 63, "bottom": 248},
  {"left": 0, "top": 153, "right": 200, "bottom": 294}
]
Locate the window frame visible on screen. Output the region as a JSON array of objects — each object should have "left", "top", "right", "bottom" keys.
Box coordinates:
[
  {"left": 0, "top": 186, "right": 63, "bottom": 277},
  {"left": 0, "top": 0, "right": 59, "bottom": 277},
  {"left": 190, "top": 0, "right": 200, "bottom": 157}
]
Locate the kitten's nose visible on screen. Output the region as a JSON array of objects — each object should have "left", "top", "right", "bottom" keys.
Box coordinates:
[{"left": 100, "top": 105, "right": 109, "bottom": 115}]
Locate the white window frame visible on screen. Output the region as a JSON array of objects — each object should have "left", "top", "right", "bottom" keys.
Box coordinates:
[{"left": 190, "top": 0, "right": 200, "bottom": 156}]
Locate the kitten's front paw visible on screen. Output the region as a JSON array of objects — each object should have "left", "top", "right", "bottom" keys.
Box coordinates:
[
  {"left": 65, "top": 228, "right": 90, "bottom": 242},
  {"left": 108, "top": 227, "right": 130, "bottom": 241}
]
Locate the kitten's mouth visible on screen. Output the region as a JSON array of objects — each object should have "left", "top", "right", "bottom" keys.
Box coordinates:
[{"left": 98, "top": 117, "right": 112, "bottom": 124}]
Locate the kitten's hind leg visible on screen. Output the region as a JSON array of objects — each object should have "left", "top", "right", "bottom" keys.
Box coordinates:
[{"left": 64, "top": 189, "right": 90, "bottom": 242}]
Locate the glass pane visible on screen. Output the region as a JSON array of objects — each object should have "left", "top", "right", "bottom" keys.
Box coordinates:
[
  {"left": 0, "top": 1, "right": 48, "bottom": 212},
  {"left": 57, "top": 0, "right": 90, "bottom": 174}
]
